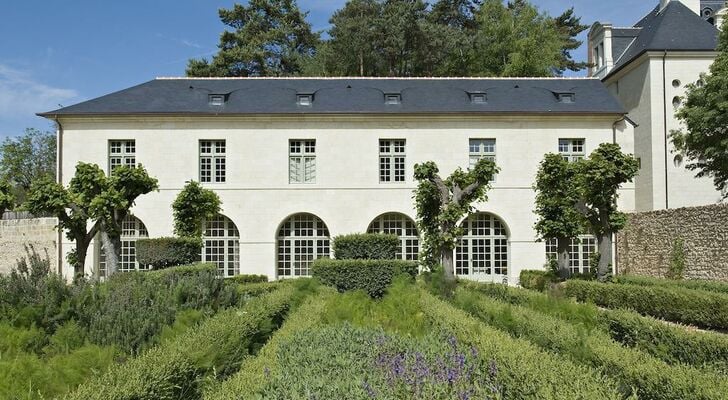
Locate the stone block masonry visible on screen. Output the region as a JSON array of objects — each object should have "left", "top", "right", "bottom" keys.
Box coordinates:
[
  {"left": 0, "top": 218, "right": 58, "bottom": 275},
  {"left": 616, "top": 204, "right": 728, "bottom": 282}
]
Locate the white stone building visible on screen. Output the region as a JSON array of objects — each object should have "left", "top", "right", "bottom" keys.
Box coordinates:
[{"left": 39, "top": 0, "right": 724, "bottom": 282}]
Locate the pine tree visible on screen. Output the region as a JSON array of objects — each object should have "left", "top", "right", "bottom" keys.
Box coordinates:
[{"left": 553, "top": 8, "right": 589, "bottom": 75}]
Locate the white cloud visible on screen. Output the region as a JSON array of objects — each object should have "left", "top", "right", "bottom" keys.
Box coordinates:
[{"left": 0, "top": 64, "right": 79, "bottom": 119}]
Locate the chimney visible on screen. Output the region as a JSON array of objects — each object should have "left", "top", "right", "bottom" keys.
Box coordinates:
[{"left": 659, "top": 0, "right": 700, "bottom": 15}]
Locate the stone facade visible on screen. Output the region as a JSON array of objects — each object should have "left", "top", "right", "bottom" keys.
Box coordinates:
[
  {"left": 0, "top": 218, "right": 58, "bottom": 275},
  {"left": 616, "top": 203, "right": 728, "bottom": 281}
]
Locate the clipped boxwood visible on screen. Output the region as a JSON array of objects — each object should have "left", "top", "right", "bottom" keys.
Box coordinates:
[
  {"left": 332, "top": 233, "right": 400, "bottom": 260},
  {"left": 564, "top": 279, "right": 728, "bottom": 330},
  {"left": 312, "top": 259, "right": 417, "bottom": 298},
  {"left": 614, "top": 274, "right": 728, "bottom": 295},
  {"left": 225, "top": 274, "right": 269, "bottom": 284},
  {"left": 136, "top": 237, "right": 202, "bottom": 270},
  {"left": 518, "top": 270, "right": 555, "bottom": 291}
]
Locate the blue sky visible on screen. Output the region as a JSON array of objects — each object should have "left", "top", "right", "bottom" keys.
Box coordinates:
[{"left": 0, "top": 0, "right": 657, "bottom": 139}]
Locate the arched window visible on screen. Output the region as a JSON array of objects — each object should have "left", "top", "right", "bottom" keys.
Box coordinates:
[
  {"left": 277, "top": 213, "right": 330, "bottom": 277},
  {"left": 455, "top": 213, "right": 508, "bottom": 278},
  {"left": 99, "top": 214, "right": 149, "bottom": 277},
  {"left": 203, "top": 214, "right": 240, "bottom": 277},
  {"left": 367, "top": 212, "right": 419, "bottom": 260},
  {"left": 545, "top": 235, "right": 597, "bottom": 275}
]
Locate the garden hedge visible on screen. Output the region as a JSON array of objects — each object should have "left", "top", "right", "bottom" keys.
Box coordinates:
[
  {"left": 136, "top": 237, "right": 202, "bottom": 269},
  {"left": 614, "top": 274, "right": 728, "bottom": 295},
  {"left": 332, "top": 233, "right": 400, "bottom": 260},
  {"left": 518, "top": 270, "right": 555, "bottom": 291},
  {"left": 312, "top": 259, "right": 418, "bottom": 298},
  {"left": 453, "top": 288, "right": 728, "bottom": 400},
  {"left": 419, "top": 291, "right": 622, "bottom": 399},
  {"left": 564, "top": 279, "right": 728, "bottom": 330},
  {"left": 67, "top": 285, "right": 298, "bottom": 400},
  {"left": 465, "top": 281, "right": 728, "bottom": 373},
  {"left": 224, "top": 274, "right": 268, "bottom": 284}
]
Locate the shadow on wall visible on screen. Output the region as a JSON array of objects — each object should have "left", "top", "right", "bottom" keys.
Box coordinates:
[{"left": 0, "top": 217, "right": 58, "bottom": 275}]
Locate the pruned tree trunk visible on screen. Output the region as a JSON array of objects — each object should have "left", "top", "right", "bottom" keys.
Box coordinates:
[
  {"left": 441, "top": 248, "right": 455, "bottom": 282},
  {"left": 100, "top": 230, "right": 121, "bottom": 277},
  {"left": 597, "top": 233, "right": 613, "bottom": 281},
  {"left": 73, "top": 239, "right": 90, "bottom": 278},
  {"left": 556, "top": 236, "right": 571, "bottom": 279}
]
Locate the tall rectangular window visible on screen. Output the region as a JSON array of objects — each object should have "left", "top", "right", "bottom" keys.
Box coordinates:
[
  {"left": 379, "top": 139, "right": 406, "bottom": 183},
  {"left": 469, "top": 139, "right": 496, "bottom": 168},
  {"left": 558, "top": 138, "right": 585, "bottom": 162},
  {"left": 200, "top": 140, "right": 226, "bottom": 183},
  {"left": 289, "top": 140, "right": 316, "bottom": 183},
  {"left": 108, "top": 140, "right": 136, "bottom": 173},
  {"left": 546, "top": 236, "right": 597, "bottom": 275}
]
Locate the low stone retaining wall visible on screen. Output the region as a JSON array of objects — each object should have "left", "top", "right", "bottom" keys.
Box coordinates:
[
  {"left": 0, "top": 218, "right": 58, "bottom": 275},
  {"left": 616, "top": 203, "right": 728, "bottom": 282}
]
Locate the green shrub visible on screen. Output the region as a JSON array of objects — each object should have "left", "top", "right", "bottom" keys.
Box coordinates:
[
  {"left": 224, "top": 274, "right": 268, "bottom": 284},
  {"left": 564, "top": 279, "right": 728, "bottom": 330},
  {"left": 518, "top": 269, "right": 555, "bottom": 291},
  {"left": 312, "top": 258, "right": 418, "bottom": 298},
  {"left": 613, "top": 274, "right": 728, "bottom": 295},
  {"left": 453, "top": 288, "right": 728, "bottom": 400},
  {"left": 136, "top": 237, "right": 202, "bottom": 269},
  {"left": 465, "top": 281, "right": 728, "bottom": 372},
  {"left": 67, "top": 286, "right": 300, "bottom": 400},
  {"left": 332, "top": 233, "right": 400, "bottom": 260},
  {"left": 234, "top": 281, "right": 281, "bottom": 302},
  {"left": 419, "top": 290, "right": 622, "bottom": 399},
  {"left": 667, "top": 238, "right": 686, "bottom": 279},
  {"left": 43, "top": 319, "right": 86, "bottom": 356},
  {"left": 0, "top": 323, "right": 47, "bottom": 356}
]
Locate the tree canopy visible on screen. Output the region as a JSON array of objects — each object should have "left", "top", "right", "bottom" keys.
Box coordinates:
[
  {"left": 172, "top": 181, "right": 221, "bottom": 238},
  {"left": 0, "top": 128, "right": 56, "bottom": 204},
  {"left": 671, "top": 20, "right": 728, "bottom": 197},
  {"left": 188, "top": 0, "right": 588, "bottom": 78}
]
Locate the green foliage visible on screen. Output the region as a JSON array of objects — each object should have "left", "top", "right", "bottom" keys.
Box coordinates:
[
  {"left": 518, "top": 269, "right": 556, "bottom": 291},
  {"left": 465, "top": 281, "right": 728, "bottom": 373},
  {"left": 613, "top": 274, "right": 728, "bottom": 295},
  {"left": 667, "top": 237, "right": 686, "bottom": 279},
  {"left": 0, "top": 179, "right": 14, "bottom": 214},
  {"left": 564, "top": 279, "right": 728, "bottom": 330},
  {"left": 332, "top": 233, "right": 400, "bottom": 260},
  {"left": 67, "top": 286, "right": 300, "bottom": 400},
  {"left": 312, "top": 258, "right": 418, "bottom": 298},
  {"left": 43, "top": 319, "right": 87, "bottom": 356},
  {"left": 0, "top": 128, "right": 56, "bottom": 204},
  {"left": 533, "top": 154, "right": 582, "bottom": 240},
  {"left": 136, "top": 237, "right": 203, "bottom": 269},
  {"left": 0, "top": 323, "right": 47, "bottom": 357},
  {"left": 224, "top": 274, "right": 268, "bottom": 284},
  {"left": 452, "top": 288, "right": 728, "bottom": 399},
  {"left": 671, "top": 19, "right": 728, "bottom": 197},
  {"left": 186, "top": 0, "right": 319, "bottom": 77},
  {"left": 419, "top": 290, "right": 622, "bottom": 399},
  {"left": 172, "top": 181, "right": 221, "bottom": 238}
]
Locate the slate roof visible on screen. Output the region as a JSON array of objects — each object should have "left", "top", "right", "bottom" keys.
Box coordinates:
[
  {"left": 606, "top": 1, "right": 719, "bottom": 79},
  {"left": 38, "top": 77, "right": 626, "bottom": 117}
]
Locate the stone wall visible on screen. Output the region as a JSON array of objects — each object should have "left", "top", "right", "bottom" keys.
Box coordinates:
[
  {"left": 0, "top": 218, "right": 58, "bottom": 275},
  {"left": 616, "top": 204, "right": 728, "bottom": 281}
]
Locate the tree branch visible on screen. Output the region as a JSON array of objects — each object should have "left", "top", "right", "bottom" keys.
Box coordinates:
[{"left": 432, "top": 175, "right": 451, "bottom": 207}]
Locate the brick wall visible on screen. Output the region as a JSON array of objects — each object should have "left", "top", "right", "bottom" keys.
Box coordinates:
[
  {"left": 0, "top": 218, "right": 58, "bottom": 275},
  {"left": 616, "top": 204, "right": 728, "bottom": 281}
]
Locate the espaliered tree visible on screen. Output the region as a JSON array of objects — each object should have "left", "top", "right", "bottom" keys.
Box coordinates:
[
  {"left": 25, "top": 163, "right": 158, "bottom": 278},
  {"left": 172, "top": 181, "right": 221, "bottom": 239},
  {"left": 574, "top": 144, "right": 639, "bottom": 280},
  {"left": 533, "top": 154, "right": 582, "bottom": 278},
  {"left": 414, "top": 158, "right": 498, "bottom": 283}
]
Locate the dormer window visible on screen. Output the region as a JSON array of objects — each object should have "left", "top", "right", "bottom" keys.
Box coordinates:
[
  {"left": 385, "top": 93, "right": 401, "bottom": 105},
  {"left": 209, "top": 94, "right": 227, "bottom": 106},
  {"left": 556, "top": 92, "right": 575, "bottom": 103},
  {"left": 297, "top": 93, "right": 314, "bottom": 106},
  {"left": 469, "top": 92, "right": 487, "bottom": 104}
]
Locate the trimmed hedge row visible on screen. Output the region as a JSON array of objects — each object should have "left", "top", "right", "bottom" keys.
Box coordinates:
[
  {"left": 614, "top": 275, "right": 728, "bottom": 295},
  {"left": 453, "top": 288, "right": 728, "bottom": 400},
  {"left": 136, "top": 237, "right": 202, "bottom": 269},
  {"left": 332, "top": 233, "right": 400, "bottom": 260},
  {"left": 518, "top": 270, "right": 555, "bottom": 291},
  {"left": 224, "top": 274, "right": 268, "bottom": 284},
  {"left": 66, "top": 285, "right": 298, "bottom": 400},
  {"left": 419, "top": 291, "right": 622, "bottom": 399},
  {"left": 465, "top": 281, "right": 728, "bottom": 373},
  {"left": 205, "top": 291, "right": 331, "bottom": 399},
  {"left": 564, "top": 279, "right": 728, "bottom": 330},
  {"left": 312, "top": 259, "right": 418, "bottom": 298}
]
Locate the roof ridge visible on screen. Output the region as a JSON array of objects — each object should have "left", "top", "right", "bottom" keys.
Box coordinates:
[{"left": 155, "top": 76, "right": 600, "bottom": 80}]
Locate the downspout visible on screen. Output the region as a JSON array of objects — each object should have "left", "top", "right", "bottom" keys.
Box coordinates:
[
  {"left": 662, "top": 50, "right": 669, "bottom": 209},
  {"left": 54, "top": 116, "right": 63, "bottom": 275}
]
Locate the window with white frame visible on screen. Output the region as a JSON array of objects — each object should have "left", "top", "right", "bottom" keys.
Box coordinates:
[
  {"left": 367, "top": 213, "right": 420, "bottom": 260},
  {"left": 277, "top": 213, "right": 330, "bottom": 277},
  {"left": 545, "top": 235, "right": 597, "bottom": 275},
  {"left": 200, "top": 140, "right": 226, "bottom": 183},
  {"left": 558, "top": 139, "right": 585, "bottom": 162},
  {"left": 289, "top": 140, "right": 316, "bottom": 183},
  {"left": 455, "top": 213, "right": 508, "bottom": 277},
  {"left": 202, "top": 214, "right": 240, "bottom": 277},
  {"left": 108, "top": 140, "right": 136, "bottom": 173},
  {"left": 379, "top": 139, "right": 406, "bottom": 183},
  {"left": 98, "top": 214, "right": 149, "bottom": 277},
  {"left": 468, "top": 139, "right": 497, "bottom": 181}
]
